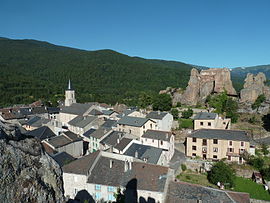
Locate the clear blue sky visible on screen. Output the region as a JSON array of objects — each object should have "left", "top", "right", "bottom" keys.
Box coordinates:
[{"left": 1, "top": 0, "right": 270, "bottom": 68}]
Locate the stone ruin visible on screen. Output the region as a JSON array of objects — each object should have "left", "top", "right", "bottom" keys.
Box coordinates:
[{"left": 161, "top": 68, "right": 237, "bottom": 106}]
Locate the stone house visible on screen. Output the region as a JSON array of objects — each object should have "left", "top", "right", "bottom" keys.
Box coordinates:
[
  {"left": 117, "top": 116, "right": 156, "bottom": 137},
  {"left": 141, "top": 130, "right": 175, "bottom": 161},
  {"left": 62, "top": 151, "right": 174, "bottom": 203},
  {"left": 186, "top": 129, "right": 251, "bottom": 163},
  {"left": 42, "top": 131, "right": 83, "bottom": 158},
  {"left": 146, "top": 111, "right": 173, "bottom": 131},
  {"left": 25, "top": 126, "right": 56, "bottom": 141},
  {"left": 194, "top": 112, "right": 231, "bottom": 130},
  {"left": 68, "top": 115, "right": 101, "bottom": 135}
]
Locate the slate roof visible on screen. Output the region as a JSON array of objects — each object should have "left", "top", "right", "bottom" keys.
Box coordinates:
[
  {"left": 87, "top": 156, "right": 169, "bottom": 192},
  {"left": 60, "top": 103, "right": 93, "bottom": 115},
  {"left": 68, "top": 116, "right": 97, "bottom": 128},
  {"left": 31, "top": 106, "right": 48, "bottom": 114},
  {"left": 84, "top": 128, "right": 109, "bottom": 139},
  {"left": 100, "top": 131, "right": 125, "bottom": 147},
  {"left": 62, "top": 151, "right": 100, "bottom": 175},
  {"left": 114, "top": 138, "right": 133, "bottom": 151},
  {"left": 47, "top": 107, "right": 60, "bottom": 114},
  {"left": 142, "top": 130, "right": 172, "bottom": 141},
  {"left": 101, "top": 119, "right": 117, "bottom": 129},
  {"left": 62, "top": 131, "right": 82, "bottom": 142},
  {"left": 89, "top": 109, "right": 103, "bottom": 116},
  {"left": 118, "top": 116, "right": 153, "bottom": 127},
  {"left": 194, "top": 112, "right": 217, "bottom": 120},
  {"left": 51, "top": 152, "right": 76, "bottom": 167},
  {"left": 124, "top": 143, "right": 163, "bottom": 164},
  {"left": 102, "top": 110, "right": 114, "bottom": 115},
  {"left": 0, "top": 108, "right": 25, "bottom": 120},
  {"left": 83, "top": 128, "right": 96, "bottom": 138},
  {"left": 46, "top": 135, "right": 73, "bottom": 148},
  {"left": 188, "top": 129, "right": 250, "bottom": 142},
  {"left": 146, "top": 111, "right": 168, "bottom": 120},
  {"left": 26, "top": 126, "right": 56, "bottom": 141},
  {"left": 26, "top": 116, "right": 50, "bottom": 127},
  {"left": 166, "top": 181, "right": 250, "bottom": 203}
]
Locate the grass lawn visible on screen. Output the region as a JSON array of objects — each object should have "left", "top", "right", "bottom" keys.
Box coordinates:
[
  {"left": 233, "top": 177, "right": 270, "bottom": 201},
  {"left": 179, "top": 118, "right": 193, "bottom": 129},
  {"left": 176, "top": 170, "right": 217, "bottom": 188}
]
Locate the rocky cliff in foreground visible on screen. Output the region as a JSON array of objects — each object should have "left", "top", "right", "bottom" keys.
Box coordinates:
[{"left": 0, "top": 122, "right": 65, "bottom": 203}]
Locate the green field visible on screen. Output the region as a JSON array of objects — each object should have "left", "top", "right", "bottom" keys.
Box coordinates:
[
  {"left": 179, "top": 118, "right": 193, "bottom": 129},
  {"left": 233, "top": 177, "right": 270, "bottom": 201}
]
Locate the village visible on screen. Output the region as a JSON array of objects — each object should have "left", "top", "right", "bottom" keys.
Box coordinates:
[{"left": 1, "top": 68, "right": 270, "bottom": 203}]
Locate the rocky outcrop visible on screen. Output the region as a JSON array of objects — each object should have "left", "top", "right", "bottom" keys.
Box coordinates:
[
  {"left": 240, "top": 72, "right": 270, "bottom": 103},
  {"left": 159, "top": 87, "right": 184, "bottom": 106},
  {"left": 180, "top": 68, "right": 236, "bottom": 105},
  {"left": 0, "top": 123, "right": 65, "bottom": 203}
]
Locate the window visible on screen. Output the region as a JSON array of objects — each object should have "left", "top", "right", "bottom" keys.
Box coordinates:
[
  {"left": 143, "top": 125, "right": 145, "bottom": 129},
  {"left": 108, "top": 186, "right": 115, "bottom": 192},
  {"left": 228, "top": 156, "right": 231, "bottom": 160},
  {"left": 95, "top": 184, "right": 101, "bottom": 191},
  {"left": 192, "top": 153, "right": 196, "bottom": 157},
  {"left": 213, "top": 155, "right": 218, "bottom": 159},
  {"left": 161, "top": 140, "right": 163, "bottom": 145},
  {"left": 229, "top": 148, "right": 234, "bottom": 153},
  {"left": 208, "top": 122, "right": 211, "bottom": 126},
  {"left": 145, "top": 138, "right": 147, "bottom": 141},
  {"left": 213, "top": 147, "right": 218, "bottom": 152},
  {"left": 213, "top": 139, "right": 218, "bottom": 144},
  {"left": 108, "top": 194, "right": 115, "bottom": 201},
  {"left": 202, "top": 139, "right": 207, "bottom": 146},
  {"left": 241, "top": 142, "right": 244, "bottom": 147},
  {"left": 192, "top": 138, "right": 197, "bottom": 142},
  {"left": 150, "top": 124, "right": 152, "bottom": 129},
  {"left": 192, "top": 146, "right": 197, "bottom": 150},
  {"left": 229, "top": 141, "right": 233, "bottom": 146},
  {"left": 95, "top": 192, "right": 101, "bottom": 200},
  {"left": 202, "top": 147, "right": 207, "bottom": 153},
  {"left": 152, "top": 139, "right": 154, "bottom": 143},
  {"left": 129, "top": 129, "right": 131, "bottom": 134},
  {"left": 200, "top": 122, "right": 203, "bottom": 126}
]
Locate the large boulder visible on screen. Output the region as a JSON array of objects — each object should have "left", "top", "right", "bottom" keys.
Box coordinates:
[
  {"left": 180, "top": 68, "right": 236, "bottom": 105},
  {"left": 240, "top": 72, "right": 270, "bottom": 104},
  {"left": 0, "top": 123, "right": 65, "bottom": 203}
]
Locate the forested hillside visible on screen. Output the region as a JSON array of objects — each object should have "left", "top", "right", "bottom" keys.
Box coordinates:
[{"left": 0, "top": 38, "right": 193, "bottom": 107}]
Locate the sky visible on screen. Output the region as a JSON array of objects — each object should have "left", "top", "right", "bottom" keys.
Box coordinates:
[{"left": 1, "top": 0, "right": 270, "bottom": 68}]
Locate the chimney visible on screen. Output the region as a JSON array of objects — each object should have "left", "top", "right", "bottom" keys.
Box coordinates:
[
  {"left": 158, "top": 110, "right": 160, "bottom": 115},
  {"left": 124, "top": 160, "right": 128, "bottom": 172},
  {"left": 129, "top": 161, "right": 132, "bottom": 170},
  {"left": 117, "top": 138, "right": 120, "bottom": 144},
  {"left": 166, "top": 133, "right": 169, "bottom": 139},
  {"left": 109, "top": 159, "right": 113, "bottom": 168},
  {"left": 135, "top": 150, "right": 138, "bottom": 158}
]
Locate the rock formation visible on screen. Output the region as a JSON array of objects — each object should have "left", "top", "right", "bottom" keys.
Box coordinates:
[
  {"left": 180, "top": 68, "right": 237, "bottom": 105},
  {"left": 240, "top": 72, "right": 270, "bottom": 103},
  {"left": 0, "top": 122, "right": 65, "bottom": 203}
]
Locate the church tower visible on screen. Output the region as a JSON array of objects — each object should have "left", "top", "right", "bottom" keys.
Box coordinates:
[{"left": 65, "top": 79, "right": 76, "bottom": 106}]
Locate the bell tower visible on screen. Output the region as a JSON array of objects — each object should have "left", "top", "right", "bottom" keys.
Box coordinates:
[{"left": 65, "top": 79, "right": 76, "bottom": 106}]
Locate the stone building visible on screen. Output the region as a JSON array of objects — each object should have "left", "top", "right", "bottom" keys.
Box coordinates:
[
  {"left": 186, "top": 129, "right": 251, "bottom": 163},
  {"left": 65, "top": 80, "right": 76, "bottom": 107}
]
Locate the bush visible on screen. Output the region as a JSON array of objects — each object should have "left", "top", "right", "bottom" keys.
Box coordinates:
[
  {"left": 248, "top": 157, "right": 264, "bottom": 171},
  {"left": 181, "top": 164, "right": 187, "bottom": 171},
  {"left": 152, "top": 94, "right": 172, "bottom": 111},
  {"left": 182, "top": 108, "right": 193, "bottom": 119},
  {"left": 252, "top": 94, "right": 266, "bottom": 110},
  {"left": 261, "top": 143, "right": 269, "bottom": 155},
  {"left": 261, "top": 167, "right": 270, "bottom": 181},
  {"left": 171, "top": 108, "right": 179, "bottom": 120},
  {"left": 207, "top": 161, "right": 236, "bottom": 188}
]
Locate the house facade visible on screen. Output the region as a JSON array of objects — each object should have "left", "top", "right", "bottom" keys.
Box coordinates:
[
  {"left": 194, "top": 112, "right": 231, "bottom": 130},
  {"left": 146, "top": 111, "right": 173, "bottom": 131},
  {"left": 117, "top": 116, "right": 156, "bottom": 137},
  {"left": 186, "top": 129, "right": 250, "bottom": 163},
  {"left": 141, "top": 130, "right": 175, "bottom": 161}
]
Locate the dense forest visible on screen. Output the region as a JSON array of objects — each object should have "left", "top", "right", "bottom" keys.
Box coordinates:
[{"left": 0, "top": 38, "right": 193, "bottom": 107}]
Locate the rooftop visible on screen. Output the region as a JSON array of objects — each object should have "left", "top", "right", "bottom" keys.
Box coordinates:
[
  {"left": 142, "top": 129, "right": 172, "bottom": 141},
  {"left": 25, "top": 126, "right": 56, "bottom": 141},
  {"left": 100, "top": 131, "right": 125, "bottom": 147},
  {"left": 118, "top": 116, "right": 153, "bottom": 127},
  {"left": 83, "top": 128, "right": 109, "bottom": 139},
  {"left": 146, "top": 111, "right": 168, "bottom": 120},
  {"left": 188, "top": 129, "right": 250, "bottom": 142},
  {"left": 46, "top": 135, "right": 73, "bottom": 148},
  {"left": 60, "top": 103, "right": 94, "bottom": 115},
  {"left": 166, "top": 181, "right": 250, "bottom": 203},
  {"left": 124, "top": 143, "right": 163, "bottom": 164},
  {"left": 114, "top": 138, "right": 133, "bottom": 151},
  {"left": 68, "top": 115, "right": 97, "bottom": 128},
  {"left": 194, "top": 112, "right": 217, "bottom": 120},
  {"left": 51, "top": 151, "right": 76, "bottom": 167},
  {"left": 101, "top": 119, "right": 117, "bottom": 129}
]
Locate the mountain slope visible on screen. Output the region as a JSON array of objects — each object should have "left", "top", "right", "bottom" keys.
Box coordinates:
[{"left": 0, "top": 38, "right": 193, "bottom": 106}]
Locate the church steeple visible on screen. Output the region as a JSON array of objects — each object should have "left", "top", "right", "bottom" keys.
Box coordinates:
[{"left": 65, "top": 79, "right": 76, "bottom": 106}]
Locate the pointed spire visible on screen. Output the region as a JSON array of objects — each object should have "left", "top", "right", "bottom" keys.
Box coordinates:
[{"left": 67, "top": 79, "right": 72, "bottom": 90}]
